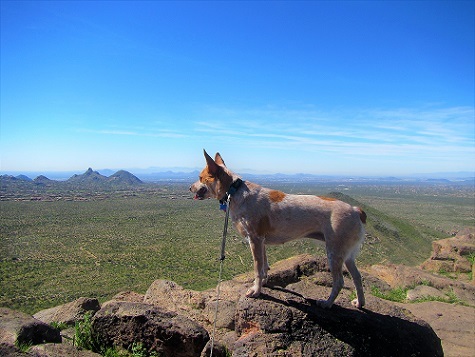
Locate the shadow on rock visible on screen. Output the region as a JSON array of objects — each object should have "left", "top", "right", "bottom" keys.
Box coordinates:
[{"left": 234, "top": 287, "right": 443, "bottom": 357}]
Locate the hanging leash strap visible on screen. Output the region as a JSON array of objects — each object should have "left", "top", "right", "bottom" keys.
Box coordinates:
[
  {"left": 210, "top": 193, "right": 231, "bottom": 357},
  {"left": 210, "top": 178, "right": 244, "bottom": 356}
]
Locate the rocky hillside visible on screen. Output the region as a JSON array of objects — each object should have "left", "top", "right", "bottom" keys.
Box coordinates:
[{"left": 1, "top": 233, "right": 473, "bottom": 357}]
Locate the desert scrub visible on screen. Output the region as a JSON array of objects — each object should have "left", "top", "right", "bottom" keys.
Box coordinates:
[
  {"left": 75, "top": 311, "right": 100, "bottom": 352},
  {"left": 371, "top": 286, "right": 408, "bottom": 303},
  {"left": 14, "top": 340, "right": 32, "bottom": 353},
  {"left": 371, "top": 285, "right": 467, "bottom": 306},
  {"left": 50, "top": 321, "right": 69, "bottom": 331}
]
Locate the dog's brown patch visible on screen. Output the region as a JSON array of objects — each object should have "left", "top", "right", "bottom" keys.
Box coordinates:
[
  {"left": 257, "top": 215, "right": 274, "bottom": 237},
  {"left": 199, "top": 166, "right": 215, "bottom": 184},
  {"left": 269, "top": 190, "right": 286, "bottom": 203},
  {"left": 357, "top": 207, "right": 367, "bottom": 224},
  {"left": 318, "top": 196, "right": 338, "bottom": 202}
]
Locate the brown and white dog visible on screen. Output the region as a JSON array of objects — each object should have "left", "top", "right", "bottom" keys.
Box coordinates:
[{"left": 190, "top": 150, "right": 367, "bottom": 308}]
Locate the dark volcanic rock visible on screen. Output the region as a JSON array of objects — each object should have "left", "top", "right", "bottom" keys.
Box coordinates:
[
  {"left": 91, "top": 301, "right": 209, "bottom": 357},
  {"left": 0, "top": 308, "right": 61, "bottom": 347},
  {"left": 233, "top": 287, "right": 443, "bottom": 357},
  {"left": 33, "top": 297, "right": 100, "bottom": 326}
]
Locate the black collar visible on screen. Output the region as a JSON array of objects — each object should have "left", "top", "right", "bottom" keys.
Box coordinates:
[{"left": 220, "top": 178, "right": 244, "bottom": 204}]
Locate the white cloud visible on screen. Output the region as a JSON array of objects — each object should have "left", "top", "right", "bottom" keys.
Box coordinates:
[{"left": 191, "top": 104, "right": 475, "bottom": 172}]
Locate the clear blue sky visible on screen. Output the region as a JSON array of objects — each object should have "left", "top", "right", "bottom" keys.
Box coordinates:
[{"left": 1, "top": 1, "right": 474, "bottom": 176}]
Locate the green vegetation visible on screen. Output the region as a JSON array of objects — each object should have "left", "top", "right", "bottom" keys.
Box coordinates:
[
  {"left": 1, "top": 181, "right": 472, "bottom": 314},
  {"left": 14, "top": 340, "right": 32, "bottom": 353},
  {"left": 50, "top": 321, "right": 69, "bottom": 331},
  {"left": 371, "top": 286, "right": 408, "bottom": 303},
  {"left": 75, "top": 311, "right": 98, "bottom": 351},
  {"left": 371, "top": 285, "right": 466, "bottom": 305}
]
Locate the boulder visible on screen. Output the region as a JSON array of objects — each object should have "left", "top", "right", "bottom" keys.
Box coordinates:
[
  {"left": 421, "top": 233, "right": 475, "bottom": 275},
  {"left": 91, "top": 301, "right": 209, "bottom": 357},
  {"left": 406, "top": 285, "right": 447, "bottom": 301},
  {"left": 33, "top": 297, "right": 100, "bottom": 326},
  {"left": 0, "top": 308, "right": 61, "bottom": 347},
  {"left": 144, "top": 280, "right": 206, "bottom": 312},
  {"left": 110, "top": 291, "right": 145, "bottom": 303},
  {"left": 29, "top": 343, "right": 101, "bottom": 356},
  {"left": 234, "top": 287, "right": 443, "bottom": 356},
  {"left": 204, "top": 299, "right": 236, "bottom": 330}
]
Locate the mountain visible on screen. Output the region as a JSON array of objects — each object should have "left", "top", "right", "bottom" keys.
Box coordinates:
[
  {"left": 65, "top": 168, "right": 143, "bottom": 187},
  {"left": 16, "top": 175, "right": 33, "bottom": 181},
  {"left": 67, "top": 168, "right": 108, "bottom": 184},
  {"left": 34, "top": 175, "right": 54, "bottom": 184},
  {"left": 107, "top": 170, "right": 143, "bottom": 185}
]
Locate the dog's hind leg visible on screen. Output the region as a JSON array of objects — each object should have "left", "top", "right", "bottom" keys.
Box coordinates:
[
  {"left": 321, "top": 252, "right": 345, "bottom": 309},
  {"left": 246, "top": 239, "right": 266, "bottom": 298},
  {"left": 345, "top": 257, "right": 365, "bottom": 308}
]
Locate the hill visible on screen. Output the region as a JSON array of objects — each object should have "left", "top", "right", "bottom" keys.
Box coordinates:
[
  {"left": 107, "top": 170, "right": 143, "bottom": 185},
  {"left": 67, "top": 168, "right": 108, "bottom": 185}
]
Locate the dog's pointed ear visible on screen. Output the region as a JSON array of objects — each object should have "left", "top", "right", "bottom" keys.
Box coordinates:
[
  {"left": 204, "top": 149, "right": 220, "bottom": 175},
  {"left": 214, "top": 152, "right": 226, "bottom": 167}
]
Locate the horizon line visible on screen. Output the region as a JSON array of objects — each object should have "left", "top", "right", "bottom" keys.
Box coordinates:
[{"left": 1, "top": 167, "right": 474, "bottom": 180}]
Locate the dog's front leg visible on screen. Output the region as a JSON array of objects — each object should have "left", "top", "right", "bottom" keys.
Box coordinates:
[
  {"left": 262, "top": 249, "right": 270, "bottom": 285},
  {"left": 246, "top": 238, "right": 265, "bottom": 298}
]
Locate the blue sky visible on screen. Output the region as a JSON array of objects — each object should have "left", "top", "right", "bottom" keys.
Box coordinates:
[{"left": 1, "top": 1, "right": 474, "bottom": 176}]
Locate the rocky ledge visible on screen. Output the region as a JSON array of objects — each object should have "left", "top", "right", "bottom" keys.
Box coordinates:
[{"left": 1, "top": 233, "right": 474, "bottom": 356}]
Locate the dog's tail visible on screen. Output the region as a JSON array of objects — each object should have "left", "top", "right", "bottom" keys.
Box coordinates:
[{"left": 355, "top": 207, "right": 367, "bottom": 224}]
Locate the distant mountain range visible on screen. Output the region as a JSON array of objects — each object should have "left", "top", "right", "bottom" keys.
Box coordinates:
[
  {"left": 1, "top": 168, "right": 474, "bottom": 186},
  {"left": 1, "top": 168, "right": 143, "bottom": 190}
]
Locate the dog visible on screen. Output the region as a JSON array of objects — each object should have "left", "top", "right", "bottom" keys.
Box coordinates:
[{"left": 190, "top": 150, "right": 366, "bottom": 308}]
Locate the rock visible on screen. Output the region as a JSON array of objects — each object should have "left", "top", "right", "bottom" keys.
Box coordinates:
[
  {"left": 421, "top": 233, "right": 475, "bottom": 275},
  {"left": 204, "top": 300, "right": 235, "bottom": 330},
  {"left": 91, "top": 301, "right": 209, "bottom": 357},
  {"left": 200, "top": 340, "right": 228, "bottom": 357},
  {"left": 0, "top": 343, "right": 25, "bottom": 357},
  {"left": 234, "top": 287, "right": 443, "bottom": 356},
  {"left": 110, "top": 291, "right": 145, "bottom": 303},
  {"left": 396, "top": 301, "right": 475, "bottom": 357},
  {"left": 0, "top": 308, "right": 61, "bottom": 347},
  {"left": 33, "top": 297, "right": 100, "bottom": 326},
  {"left": 366, "top": 263, "right": 475, "bottom": 306},
  {"left": 2, "top": 253, "right": 472, "bottom": 356},
  {"left": 265, "top": 254, "right": 329, "bottom": 288},
  {"left": 406, "top": 285, "right": 447, "bottom": 301},
  {"left": 144, "top": 280, "right": 206, "bottom": 312},
  {"left": 29, "top": 343, "right": 101, "bottom": 356}
]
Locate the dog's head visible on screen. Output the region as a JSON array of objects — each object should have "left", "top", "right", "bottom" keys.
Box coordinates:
[{"left": 190, "top": 150, "right": 233, "bottom": 200}]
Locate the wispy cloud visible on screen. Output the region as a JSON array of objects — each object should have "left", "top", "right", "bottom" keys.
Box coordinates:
[
  {"left": 76, "top": 127, "right": 188, "bottom": 139},
  {"left": 192, "top": 105, "right": 475, "bottom": 159}
]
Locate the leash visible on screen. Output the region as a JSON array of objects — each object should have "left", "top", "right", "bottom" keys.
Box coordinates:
[{"left": 209, "top": 193, "right": 232, "bottom": 357}]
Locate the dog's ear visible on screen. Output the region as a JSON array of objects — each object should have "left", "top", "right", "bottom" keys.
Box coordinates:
[
  {"left": 204, "top": 149, "right": 220, "bottom": 175},
  {"left": 214, "top": 153, "right": 226, "bottom": 167}
]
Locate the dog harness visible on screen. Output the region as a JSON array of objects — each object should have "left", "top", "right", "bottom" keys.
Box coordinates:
[{"left": 219, "top": 178, "right": 244, "bottom": 211}]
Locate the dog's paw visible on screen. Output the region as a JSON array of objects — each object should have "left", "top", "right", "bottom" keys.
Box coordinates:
[
  {"left": 245, "top": 287, "right": 261, "bottom": 298},
  {"left": 351, "top": 298, "right": 364, "bottom": 309},
  {"left": 317, "top": 299, "right": 333, "bottom": 309}
]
